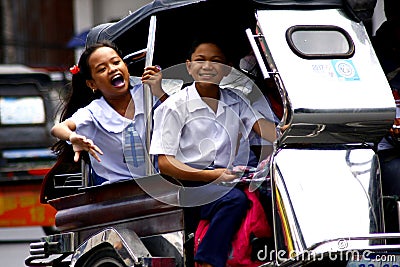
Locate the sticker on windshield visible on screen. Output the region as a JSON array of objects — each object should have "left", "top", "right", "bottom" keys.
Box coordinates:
[{"left": 331, "top": 59, "right": 360, "bottom": 81}]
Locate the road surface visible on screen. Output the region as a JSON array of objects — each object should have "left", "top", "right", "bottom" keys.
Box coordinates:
[{"left": 0, "top": 227, "right": 44, "bottom": 267}]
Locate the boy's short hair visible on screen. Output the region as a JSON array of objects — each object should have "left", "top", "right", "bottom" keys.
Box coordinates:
[{"left": 187, "top": 34, "right": 233, "bottom": 63}]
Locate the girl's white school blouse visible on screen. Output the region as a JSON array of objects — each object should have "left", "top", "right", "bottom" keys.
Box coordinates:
[{"left": 70, "top": 83, "right": 147, "bottom": 184}]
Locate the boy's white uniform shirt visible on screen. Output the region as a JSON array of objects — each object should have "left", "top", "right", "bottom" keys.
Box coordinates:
[
  {"left": 70, "top": 83, "right": 146, "bottom": 183},
  {"left": 150, "top": 83, "right": 263, "bottom": 169}
]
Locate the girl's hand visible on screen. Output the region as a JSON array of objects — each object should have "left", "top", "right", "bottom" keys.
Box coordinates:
[
  {"left": 141, "top": 65, "right": 165, "bottom": 99},
  {"left": 69, "top": 132, "right": 103, "bottom": 162}
]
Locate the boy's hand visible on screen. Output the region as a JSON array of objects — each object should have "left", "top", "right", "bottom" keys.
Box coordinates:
[{"left": 213, "top": 168, "right": 237, "bottom": 182}]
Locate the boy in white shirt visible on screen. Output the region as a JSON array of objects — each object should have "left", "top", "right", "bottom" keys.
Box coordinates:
[{"left": 150, "top": 38, "right": 276, "bottom": 267}]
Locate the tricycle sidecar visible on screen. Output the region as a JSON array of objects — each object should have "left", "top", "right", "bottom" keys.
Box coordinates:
[{"left": 26, "top": 0, "right": 400, "bottom": 267}]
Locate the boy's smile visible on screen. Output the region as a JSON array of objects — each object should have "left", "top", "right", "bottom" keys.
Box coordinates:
[{"left": 186, "top": 43, "right": 231, "bottom": 86}]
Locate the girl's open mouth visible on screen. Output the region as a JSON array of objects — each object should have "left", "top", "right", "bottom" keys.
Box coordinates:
[{"left": 111, "top": 74, "right": 125, "bottom": 87}]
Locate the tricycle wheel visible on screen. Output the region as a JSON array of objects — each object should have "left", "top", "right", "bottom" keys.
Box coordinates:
[{"left": 78, "top": 246, "right": 127, "bottom": 267}]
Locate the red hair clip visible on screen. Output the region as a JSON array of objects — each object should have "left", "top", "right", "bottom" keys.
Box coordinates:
[{"left": 69, "top": 64, "right": 80, "bottom": 75}]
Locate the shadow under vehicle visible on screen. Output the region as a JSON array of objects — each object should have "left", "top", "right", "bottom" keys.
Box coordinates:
[{"left": 26, "top": 0, "right": 400, "bottom": 266}]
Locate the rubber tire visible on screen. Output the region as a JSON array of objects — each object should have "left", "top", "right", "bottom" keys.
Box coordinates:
[{"left": 78, "top": 246, "right": 127, "bottom": 267}]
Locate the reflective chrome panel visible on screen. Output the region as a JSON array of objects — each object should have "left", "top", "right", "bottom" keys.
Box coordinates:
[
  {"left": 70, "top": 227, "right": 150, "bottom": 267},
  {"left": 271, "top": 147, "right": 383, "bottom": 260},
  {"left": 256, "top": 9, "right": 395, "bottom": 144}
]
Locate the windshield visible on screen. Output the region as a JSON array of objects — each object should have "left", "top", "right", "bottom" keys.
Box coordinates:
[{"left": 287, "top": 26, "right": 354, "bottom": 58}]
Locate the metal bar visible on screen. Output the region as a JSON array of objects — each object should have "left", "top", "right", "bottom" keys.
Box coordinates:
[
  {"left": 245, "top": 28, "right": 270, "bottom": 79},
  {"left": 144, "top": 16, "right": 157, "bottom": 175},
  {"left": 82, "top": 158, "right": 89, "bottom": 187}
]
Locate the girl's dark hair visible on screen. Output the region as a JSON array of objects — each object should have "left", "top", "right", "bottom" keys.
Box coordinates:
[{"left": 52, "top": 40, "right": 123, "bottom": 156}]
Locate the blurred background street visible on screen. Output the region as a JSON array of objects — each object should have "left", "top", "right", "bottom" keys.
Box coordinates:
[{"left": 0, "top": 227, "right": 44, "bottom": 267}]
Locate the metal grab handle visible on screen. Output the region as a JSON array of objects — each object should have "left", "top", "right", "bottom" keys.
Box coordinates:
[
  {"left": 245, "top": 28, "right": 290, "bottom": 138},
  {"left": 144, "top": 16, "right": 157, "bottom": 175},
  {"left": 245, "top": 28, "right": 270, "bottom": 79}
]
